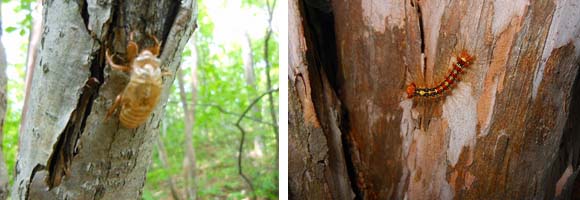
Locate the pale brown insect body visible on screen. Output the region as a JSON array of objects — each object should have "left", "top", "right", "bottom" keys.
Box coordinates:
[{"left": 106, "top": 32, "right": 167, "bottom": 128}]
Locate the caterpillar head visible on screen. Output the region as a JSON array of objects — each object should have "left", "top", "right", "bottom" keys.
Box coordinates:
[
  {"left": 458, "top": 50, "right": 475, "bottom": 67},
  {"left": 406, "top": 83, "right": 416, "bottom": 98}
]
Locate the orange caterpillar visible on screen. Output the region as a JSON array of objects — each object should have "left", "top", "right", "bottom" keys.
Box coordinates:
[{"left": 406, "top": 50, "right": 474, "bottom": 98}]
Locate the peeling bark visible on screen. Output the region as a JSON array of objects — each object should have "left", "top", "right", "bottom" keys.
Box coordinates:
[
  {"left": 13, "top": 0, "right": 197, "bottom": 199},
  {"left": 290, "top": 0, "right": 580, "bottom": 199}
]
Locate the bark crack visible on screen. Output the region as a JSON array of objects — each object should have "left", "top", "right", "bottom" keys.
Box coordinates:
[
  {"left": 24, "top": 164, "right": 46, "bottom": 200},
  {"left": 80, "top": 0, "right": 90, "bottom": 33},
  {"left": 162, "top": 1, "right": 181, "bottom": 44},
  {"left": 45, "top": 77, "right": 100, "bottom": 190},
  {"left": 413, "top": 0, "right": 425, "bottom": 54},
  {"left": 300, "top": 0, "right": 359, "bottom": 198},
  {"left": 45, "top": 14, "right": 106, "bottom": 187},
  {"left": 412, "top": 0, "right": 427, "bottom": 78}
]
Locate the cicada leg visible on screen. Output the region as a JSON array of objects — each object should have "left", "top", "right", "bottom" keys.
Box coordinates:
[
  {"left": 145, "top": 33, "right": 161, "bottom": 57},
  {"left": 105, "top": 95, "right": 122, "bottom": 121},
  {"left": 126, "top": 31, "right": 139, "bottom": 64},
  {"left": 106, "top": 50, "right": 131, "bottom": 72}
]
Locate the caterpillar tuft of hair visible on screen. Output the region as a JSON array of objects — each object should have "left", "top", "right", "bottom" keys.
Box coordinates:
[{"left": 406, "top": 50, "right": 474, "bottom": 98}]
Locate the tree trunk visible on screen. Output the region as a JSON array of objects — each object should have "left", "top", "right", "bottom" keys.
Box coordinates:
[
  {"left": 243, "top": 33, "right": 263, "bottom": 119},
  {"left": 242, "top": 33, "right": 266, "bottom": 161},
  {"left": 289, "top": 0, "right": 580, "bottom": 199},
  {"left": 13, "top": 0, "right": 197, "bottom": 199},
  {"left": 288, "top": 0, "right": 354, "bottom": 199},
  {"left": 177, "top": 40, "right": 198, "bottom": 199},
  {"left": 155, "top": 128, "right": 181, "bottom": 200},
  {"left": 264, "top": 0, "right": 279, "bottom": 170},
  {"left": 21, "top": 0, "right": 43, "bottom": 134},
  {"left": 0, "top": 1, "right": 9, "bottom": 199}
]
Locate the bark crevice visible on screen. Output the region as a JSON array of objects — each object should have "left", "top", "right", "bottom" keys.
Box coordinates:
[
  {"left": 413, "top": 0, "right": 427, "bottom": 82},
  {"left": 161, "top": 1, "right": 180, "bottom": 44},
  {"left": 412, "top": 0, "right": 425, "bottom": 54},
  {"left": 298, "top": 0, "right": 356, "bottom": 198},
  {"left": 555, "top": 58, "right": 580, "bottom": 199},
  {"left": 80, "top": 0, "right": 90, "bottom": 32},
  {"left": 25, "top": 164, "right": 46, "bottom": 200},
  {"left": 45, "top": 77, "right": 100, "bottom": 189}
]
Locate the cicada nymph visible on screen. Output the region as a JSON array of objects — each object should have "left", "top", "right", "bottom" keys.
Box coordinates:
[{"left": 105, "top": 32, "right": 169, "bottom": 128}]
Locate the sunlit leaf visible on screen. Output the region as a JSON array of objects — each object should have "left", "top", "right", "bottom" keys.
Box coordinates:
[{"left": 5, "top": 26, "right": 17, "bottom": 33}]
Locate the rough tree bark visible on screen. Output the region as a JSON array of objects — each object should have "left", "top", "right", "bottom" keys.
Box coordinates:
[
  {"left": 289, "top": 0, "right": 354, "bottom": 199},
  {"left": 289, "top": 0, "right": 580, "bottom": 199},
  {"left": 0, "top": 1, "right": 9, "bottom": 198},
  {"left": 13, "top": 0, "right": 197, "bottom": 199}
]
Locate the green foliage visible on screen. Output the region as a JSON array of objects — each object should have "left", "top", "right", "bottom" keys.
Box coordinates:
[
  {"left": 3, "top": 0, "right": 34, "bottom": 36},
  {"left": 3, "top": 62, "right": 25, "bottom": 186},
  {"left": 2, "top": 0, "right": 32, "bottom": 187},
  {"left": 144, "top": 0, "right": 279, "bottom": 199}
]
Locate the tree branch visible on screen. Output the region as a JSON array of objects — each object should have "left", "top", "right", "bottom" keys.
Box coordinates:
[
  {"left": 198, "top": 104, "right": 275, "bottom": 126},
  {"left": 236, "top": 87, "right": 278, "bottom": 199}
]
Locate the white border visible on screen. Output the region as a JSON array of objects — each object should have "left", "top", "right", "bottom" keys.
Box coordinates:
[{"left": 278, "top": 0, "right": 289, "bottom": 199}]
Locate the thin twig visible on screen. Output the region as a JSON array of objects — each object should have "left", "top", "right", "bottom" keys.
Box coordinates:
[
  {"left": 236, "top": 88, "right": 278, "bottom": 199},
  {"left": 198, "top": 104, "right": 275, "bottom": 126}
]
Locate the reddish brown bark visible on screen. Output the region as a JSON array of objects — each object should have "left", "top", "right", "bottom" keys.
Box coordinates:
[{"left": 290, "top": 0, "right": 580, "bottom": 199}]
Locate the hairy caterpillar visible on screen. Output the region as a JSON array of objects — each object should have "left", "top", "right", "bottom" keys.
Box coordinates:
[{"left": 406, "top": 50, "right": 474, "bottom": 98}]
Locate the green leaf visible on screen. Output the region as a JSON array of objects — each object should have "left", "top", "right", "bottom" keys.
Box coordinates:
[{"left": 5, "top": 26, "right": 17, "bottom": 33}]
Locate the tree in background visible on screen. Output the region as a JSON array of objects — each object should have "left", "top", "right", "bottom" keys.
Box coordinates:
[
  {"left": 177, "top": 37, "right": 199, "bottom": 199},
  {"left": 145, "top": 0, "right": 280, "bottom": 199},
  {"left": 0, "top": 0, "right": 41, "bottom": 198},
  {"left": 0, "top": 1, "right": 9, "bottom": 198}
]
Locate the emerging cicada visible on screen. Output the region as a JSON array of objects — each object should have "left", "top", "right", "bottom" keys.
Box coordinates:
[{"left": 105, "top": 32, "right": 168, "bottom": 128}]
